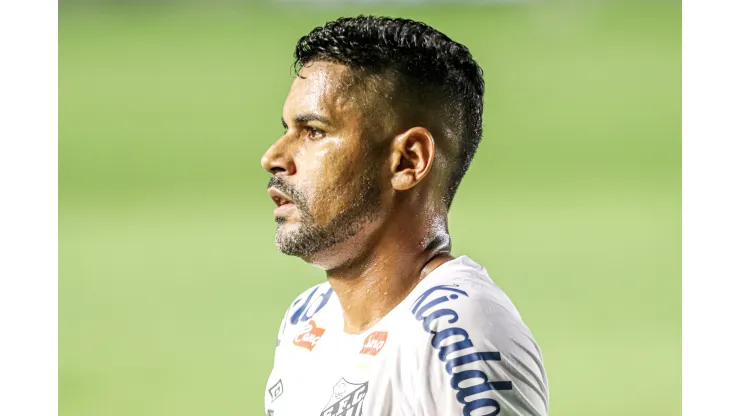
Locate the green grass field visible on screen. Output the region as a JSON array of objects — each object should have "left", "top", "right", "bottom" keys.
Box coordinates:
[{"left": 59, "top": 2, "right": 681, "bottom": 415}]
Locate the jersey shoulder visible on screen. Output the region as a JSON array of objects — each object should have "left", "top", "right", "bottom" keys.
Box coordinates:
[
  {"left": 400, "top": 256, "right": 549, "bottom": 415},
  {"left": 407, "top": 270, "right": 546, "bottom": 370},
  {"left": 408, "top": 256, "right": 535, "bottom": 350}
]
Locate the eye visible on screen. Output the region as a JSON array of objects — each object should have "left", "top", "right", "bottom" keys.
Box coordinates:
[{"left": 304, "top": 126, "right": 325, "bottom": 140}]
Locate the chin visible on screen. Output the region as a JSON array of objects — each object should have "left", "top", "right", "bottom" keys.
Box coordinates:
[{"left": 275, "top": 215, "right": 381, "bottom": 271}]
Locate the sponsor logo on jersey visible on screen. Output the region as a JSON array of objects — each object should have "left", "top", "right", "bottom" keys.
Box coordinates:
[
  {"left": 320, "top": 378, "right": 368, "bottom": 416},
  {"left": 359, "top": 331, "right": 388, "bottom": 356},
  {"left": 293, "top": 319, "right": 325, "bottom": 351},
  {"left": 278, "top": 286, "right": 334, "bottom": 346},
  {"left": 411, "top": 284, "right": 513, "bottom": 416},
  {"left": 268, "top": 379, "right": 284, "bottom": 403}
]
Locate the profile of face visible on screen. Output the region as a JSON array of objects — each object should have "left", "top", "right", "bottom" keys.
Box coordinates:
[{"left": 261, "top": 61, "right": 387, "bottom": 262}]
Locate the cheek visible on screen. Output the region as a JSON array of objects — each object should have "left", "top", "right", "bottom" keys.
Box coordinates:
[{"left": 301, "top": 149, "right": 364, "bottom": 218}]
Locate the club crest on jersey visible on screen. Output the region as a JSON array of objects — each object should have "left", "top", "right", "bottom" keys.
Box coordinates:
[
  {"left": 320, "top": 378, "right": 368, "bottom": 416},
  {"left": 359, "top": 331, "right": 388, "bottom": 356},
  {"left": 293, "top": 319, "right": 325, "bottom": 351}
]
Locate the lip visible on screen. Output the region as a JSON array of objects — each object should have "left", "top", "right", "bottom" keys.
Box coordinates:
[
  {"left": 274, "top": 202, "right": 296, "bottom": 217},
  {"left": 268, "top": 187, "right": 295, "bottom": 217}
]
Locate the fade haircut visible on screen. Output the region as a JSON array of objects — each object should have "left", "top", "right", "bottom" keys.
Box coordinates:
[{"left": 293, "top": 16, "right": 485, "bottom": 209}]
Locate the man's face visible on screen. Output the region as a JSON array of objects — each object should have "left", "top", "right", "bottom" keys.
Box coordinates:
[{"left": 261, "top": 61, "right": 386, "bottom": 260}]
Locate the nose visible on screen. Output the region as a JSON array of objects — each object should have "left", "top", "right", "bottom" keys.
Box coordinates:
[{"left": 261, "top": 136, "right": 296, "bottom": 175}]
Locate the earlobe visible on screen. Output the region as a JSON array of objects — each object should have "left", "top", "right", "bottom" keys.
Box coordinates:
[
  {"left": 390, "top": 168, "right": 415, "bottom": 191},
  {"left": 389, "top": 127, "right": 435, "bottom": 191}
]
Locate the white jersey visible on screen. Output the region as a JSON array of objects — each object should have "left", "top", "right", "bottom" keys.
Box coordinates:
[{"left": 264, "top": 256, "right": 548, "bottom": 416}]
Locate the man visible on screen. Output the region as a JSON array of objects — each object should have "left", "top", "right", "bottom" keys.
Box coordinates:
[{"left": 261, "top": 16, "right": 548, "bottom": 416}]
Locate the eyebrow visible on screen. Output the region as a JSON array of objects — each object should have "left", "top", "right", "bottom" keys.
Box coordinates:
[{"left": 281, "top": 113, "right": 332, "bottom": 129}]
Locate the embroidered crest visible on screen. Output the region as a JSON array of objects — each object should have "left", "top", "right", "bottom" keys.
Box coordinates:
[{"left": 320, "top": 378, "right": 368, "bottom": 416}]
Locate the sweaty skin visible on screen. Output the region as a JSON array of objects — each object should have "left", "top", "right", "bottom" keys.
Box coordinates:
[{"left": 261, "top": 61, "right": 454, "bottom": 334}]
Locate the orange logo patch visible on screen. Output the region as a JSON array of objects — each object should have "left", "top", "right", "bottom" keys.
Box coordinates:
[
  {"left": 293, "top": 320, "right": 325, "bottom": 351},
  {"left": 360, "top": 331, "right": 388, "bottom": 356}
]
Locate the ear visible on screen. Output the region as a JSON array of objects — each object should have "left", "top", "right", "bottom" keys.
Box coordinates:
[{"left": 389, "top": 127, "right": 435, "bottom": 191}]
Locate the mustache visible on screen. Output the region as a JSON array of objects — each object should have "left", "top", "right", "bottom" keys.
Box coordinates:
[{"left": 267, "top": 176, "right": 304, "bottom": 208}]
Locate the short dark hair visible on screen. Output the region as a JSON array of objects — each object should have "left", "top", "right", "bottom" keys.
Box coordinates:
[{"left": 293, "top": 16, "right": 484, "bottom": 209}]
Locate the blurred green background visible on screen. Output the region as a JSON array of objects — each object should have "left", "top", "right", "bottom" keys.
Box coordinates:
[{"left": 59, "top": 1, "right": 681, "bottom": 415}]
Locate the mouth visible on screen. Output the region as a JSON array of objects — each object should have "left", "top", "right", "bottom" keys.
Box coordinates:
[{"left": 268, "top": 187, "right": 296, "bottom": 214}]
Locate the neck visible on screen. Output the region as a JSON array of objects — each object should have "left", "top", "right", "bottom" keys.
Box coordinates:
[{"left": 325, "top": 215, "right": 454, "bottom": 334}]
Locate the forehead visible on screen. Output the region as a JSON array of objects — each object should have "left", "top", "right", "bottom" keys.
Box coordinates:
[{"left": 283, "top": 61, "right": 359, "bottom": 119}]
